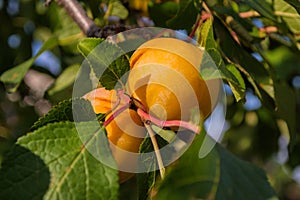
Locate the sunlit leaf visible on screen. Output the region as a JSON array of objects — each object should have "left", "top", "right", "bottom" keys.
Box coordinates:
[
  {"left": 99, "top": 55, "right": 130, "bottom": 89},
  {"left": 128, "top": 0, "right": 149, "bottom": 12},
  {"left": 226, "top": 64, "right": 246, "bottom": 102},
  {"left": 0, "top": 37, "right": 58, "bottom": 93},
  {"left": 197, "top": 18, "right": 246, "bottom": 101},
  {"left": 214, "top": 18, "right": 271, "bottom": 86},
  {"left": 110, "top": 0, "right": 129, "bottom": 19},
  {"left": 0, "top": 59, "right": 34, "bottom": 93},
  {"left": 18, "top": 121, "right": 119, "bottom": 200},
  {"left": 274, "top": 0, "right": 300, "bottom": 34},
  {"left": 284, "top": 0, "right": 300, "bottom": 14},
  {"left": 48, "top": 64, "right": 80, "bottom": 96},
  {"left": 214, "top": 18, "right": 274, "bottom": 104},
  {"left": 77, "top": 38, "right": 104, "bottom": 58},
  {"left": 78, "top": 38, "right": 129, "bottom": 89}
]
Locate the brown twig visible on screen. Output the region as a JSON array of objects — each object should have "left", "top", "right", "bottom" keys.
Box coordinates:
[
  {"left": 46, "top": 0, "right": 137, "bottom": 38},
  {"left": 239, "top": 11, "right": 260, "bottom": 18},
  {"left": 55, "top": 0, "right": 98, "bottom": 37},
  {"left": 260, "top": 26, "right": 278, "bottom": 34},
  {"left": 202, "top": 1, "right": 211, "bottom": 14}
]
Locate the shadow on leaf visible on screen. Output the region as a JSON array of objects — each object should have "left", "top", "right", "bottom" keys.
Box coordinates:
[{"left": 0, "top": 145, "right": 50, "bottom": 200}]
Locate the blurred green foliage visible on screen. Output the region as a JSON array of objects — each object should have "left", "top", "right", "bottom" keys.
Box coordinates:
[{"left": 0, "top": 0, "right": 300, "bottom": 199}]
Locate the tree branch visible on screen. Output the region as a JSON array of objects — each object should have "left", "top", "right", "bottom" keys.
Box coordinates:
[
  {"left": 47, "top": 0, "right": 137, "bottom": 38},
  {"left": 56, "top": 0, "right": 98, "bottom": 37}
]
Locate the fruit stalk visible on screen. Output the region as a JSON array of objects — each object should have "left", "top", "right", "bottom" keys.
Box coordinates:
[
  {"left": 144, "top": 121, "right": 165, "bottom": 179},
  {"left": 103, "top": 103, "right": 130, "bottom": 127},
  {"left": 137, "top": 108, "right": 201, "bottom": 134}
]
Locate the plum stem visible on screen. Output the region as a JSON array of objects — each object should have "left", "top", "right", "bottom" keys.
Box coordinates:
[
  {"left": 137, "top": 108, "right": 201, "bottom": 134},
  {"left": 103, "top": 89, "right": 131, "bottom": 127},
  {"left": 189, "top": 13, "right": 212, "bottom": 38},
  {"left": 144, "top": 121, "right": 165, "bottom": 179},
  {"left": 103, "top": 103, "right": 130, "bottom": 127}
]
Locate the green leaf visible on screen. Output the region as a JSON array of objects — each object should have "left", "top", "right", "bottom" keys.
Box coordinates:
[
  {"left": 31, "top": 98, "right": 95, "bottom": 131},
  {"left": 215, "top": 144, "right": 278, "bottom": 200},
  {"left": 48, "top": 3, "right": 82, "bottom": 52},
  {"left": 226, "top": 64, "right": 246, "bottom": 102},
  {"left": 0, "top": 37, "right": 58, "bottom": 92},
  {"left": 193, "top": 0, "right": 203, "bottom": 12},
  {"left": 99, "top": 55, "right": 130, "bottom": 89},
  {"left": 197, "top": 17, "right": 214, "bottom": 48},
  {"left": 263, "top": 46, "right": 300, "bottom": 125},
  {"left": 284, "top": 0, "right": 300, "bottom": 14},
  {"left": 197, "top": 18, "right": 246, "bottom": 101},
  {"left": 0, "top": 59, "right": 34, "bottom": 92},
  {"left": 264, "top": 46, "right": 300, "bottom": 81},
  {"left": 155, "top": 134, "right": 277, "bottom": 199},
  {"left": 137, "top": 139, "right": 158, "bottom": 200},
  {"left": 152, "top": 125, "right": 176, "bottom": 143},
  {"left": 155, "top": 134, "right": 220, "bottom": 200},
  {"left": 214, "top": 18, "right": 268, "bottom": 83},
  {"left": 242, "top": 0, "right": 277, "bottom": 21},
  {"left": 214, "top": 18, "right": 274, "bottom": 104},
  {"left": 18, "top": 121, "right": 119, "bottom": 200},
  {"left": 148, "top": 1, "right": 179, "bottom": 27},
  {"left": 274, "top": 82, "right": 297, "bottom": 148},
  {"left": 110, "top": 0, "right": 129, "bottom": 19},
  {"left": 48, "top": 64, "right": 80, "bottom": 96},
  {"left": 78, "top": 38, "right": 130, "bottom": 89},
  {"left": 78, "top": 38, "right": 105, "bottom": 58},
  {"left": 274, "top": 0, "right": 300, "bottom": 34},
  {"left": 137, "top": 134, "right": 169, "bottom": 200},
  {"left": 166, "top": 0, "right": 199, "bottom": 30},
  {"left": 0, "top": 145, "right": 50, "bottom": 200},
  {"left": 72, "top": 61, "right": 98, "bottom": 98}
]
